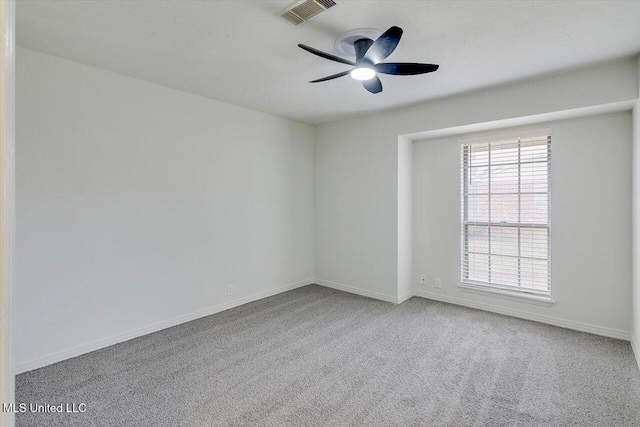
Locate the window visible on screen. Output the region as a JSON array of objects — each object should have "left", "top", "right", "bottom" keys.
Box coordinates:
[{"left": 461, "top": 132, "right": 551, "bottom": 295}]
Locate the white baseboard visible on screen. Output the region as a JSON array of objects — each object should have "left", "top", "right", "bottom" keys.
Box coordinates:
[
  {"left": 398, "top": 290, "right": 414, "bottom": 304},
  {"left": 632, "top": 337, "right": 640, "bottom": 371},
  {"left": 313, "top": 281, "right": 631, "bottom": 341},
  {"left": 314, "top": 279, "right": 401, "bottom": 304},
  {"left": 15, "top": 278, "right": 314, "bottom": 374},
  {"left": 413, "top": 289, "right": 631, "bottom": 341}
]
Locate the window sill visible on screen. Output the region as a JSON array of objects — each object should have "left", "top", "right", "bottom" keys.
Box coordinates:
[{"left": 458, "top": 283, "right": 554, "bottom": 307}]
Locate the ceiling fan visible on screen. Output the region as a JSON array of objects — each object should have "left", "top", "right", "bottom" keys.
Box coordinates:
[{"left": 298, "top": 26, "right": 439, "bottom": 94}]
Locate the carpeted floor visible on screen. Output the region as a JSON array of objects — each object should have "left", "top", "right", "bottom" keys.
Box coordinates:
[{"left": 16, "top": 285, "right": 640, "bottom": 426}]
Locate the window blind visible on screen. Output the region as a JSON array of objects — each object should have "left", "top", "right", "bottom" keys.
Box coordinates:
[{"left": 461, "top": 133, "right": 551, "bottom": 295}]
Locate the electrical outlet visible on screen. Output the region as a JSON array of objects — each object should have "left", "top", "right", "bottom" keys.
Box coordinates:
[
  {"left": 227, "top": 284, "right": 234, "bottom": 296},
  {"left": 434, "top": 278, "right": 441, "bottom": 289},
  {"left": 421, "top": 274, "right": 426, "bottom": 285}
]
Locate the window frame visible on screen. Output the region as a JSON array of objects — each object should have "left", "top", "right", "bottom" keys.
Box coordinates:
[{"left": 460, "top": 129, "right": 552, "bottom": 297}]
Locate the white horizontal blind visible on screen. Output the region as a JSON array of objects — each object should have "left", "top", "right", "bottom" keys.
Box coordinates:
[{"left": 461, "top": 133, "right": 551, "bottom": 295}]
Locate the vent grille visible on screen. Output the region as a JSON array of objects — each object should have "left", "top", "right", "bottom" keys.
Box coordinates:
[
  {"left": 315, "top": 0, "right": 337, "bottom": 9},
  {"left": 278, "top": 0, "right": 339, "bottom": 26},
  {"left": 281, "top": 11, "right": 304, "bottom": 25},
  {"left": 291, "top": 0, "right": 323, "bottom": 20}
]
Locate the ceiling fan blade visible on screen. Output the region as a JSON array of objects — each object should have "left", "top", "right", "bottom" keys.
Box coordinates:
[
  {"left": 354, "top": 38, "right": 374, "bottom": 63},
  {"left": 363, "top": 26, "right": 403, "bottom": 64},
  {"left": 374, "top": 63, "right": 439, "bottom": 75},
  {"left": 298, "top": 44, "right": 356, "bottom": 66},
  {"left": 309, "top": 70, "right": 351, "bottom": 83},
  {"left": 362, "top": 76, "right": 383, "bottom": 94}
]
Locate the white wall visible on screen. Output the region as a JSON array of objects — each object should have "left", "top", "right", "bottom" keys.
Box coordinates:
[
  {"left": 397, "top": 137, "right": 412, "bottom": 301},
  {"left": 315, "top": 58, "right": 638, "bottom": 301},
  {"left": 414, "top": 113, "right": 632, "bottom": 336},
  {"left": 1, "top": 1, "right": 15, "bottom": 425},
  {"left": 313, "top": 120, "right": 400, "bottom": 299},
  {"left": 16, "top": 48, "right": 315, "bottom": 371},
  {"left": 632, "top": 56, "right": 640, "bottom": 365}
]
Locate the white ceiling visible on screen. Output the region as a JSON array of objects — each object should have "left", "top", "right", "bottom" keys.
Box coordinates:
[{"left": 16, "top": 0, "right": 640, "bottom": 125}]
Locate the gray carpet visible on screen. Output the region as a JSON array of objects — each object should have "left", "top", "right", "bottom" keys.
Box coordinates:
[{"left": 16, "top": 285, "right": 640, "bottom": 426}]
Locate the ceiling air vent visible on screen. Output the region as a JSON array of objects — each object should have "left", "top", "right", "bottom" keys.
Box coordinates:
[
  {"left": 281, "top": 11, "right": 304, "bottom": 25},
  {"left": 278, "top": 0, "right": 339, "bottom": 26}
]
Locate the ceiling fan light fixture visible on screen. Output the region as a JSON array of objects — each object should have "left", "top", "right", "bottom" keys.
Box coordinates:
[{"left": 350, "top": 67, "right": 376, "bottom": 81}]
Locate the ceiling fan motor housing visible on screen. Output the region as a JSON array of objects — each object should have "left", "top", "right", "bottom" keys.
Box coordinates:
[
  {"left": 353, "top": 38, "right": 375, "bottom": 63},
  {"left": 334, "top": 29, "right": 383, "bottom": 57}
]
